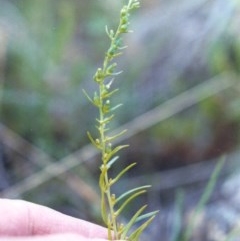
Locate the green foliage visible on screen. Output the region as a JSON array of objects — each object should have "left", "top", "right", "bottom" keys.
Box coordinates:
[
  {"left": 84, "top": 0, "right": 158, "bottom": 240},
  {"left": 1, "top": 0, "right": 109, "bottom": 157},
  {"left": 181, "top": 157, "right": 225, "bottom": 241},
  {"left": 1, "top": 0, "right": 77, "bottom": 156}
]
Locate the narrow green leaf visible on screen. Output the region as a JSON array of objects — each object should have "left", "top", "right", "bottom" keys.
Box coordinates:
[
  {"left": 111, "top": 103, "right": 123, "bottom": 112},
  {"left": 128, "top": 215, "right": 156, "bottom": 241},
  {"left": 82, "top": 89, "right": 94, "bottom": 105},
  {"left": 87, "top": 132, "right": 101, "bottom": 149},
  {"left": 182, "top": 157, "right": 225, "bottom": 241},
  {"left": 105, "top": 78, "right": 115, "bottom": 89},
  {"left": 107, "top": 156, "right": 119, "bottom": 169},
  {"left": 110, "top": 70, "right": 123, "bottom": 76},
  {"left": 106, "top": 63, "right": 117, "bottom": 75},
  {"left": 96, "top": 125, "right": 110, "bottom": 133},
  {"left": 116, "top": 185, "right": 151, "bottom": 204},
  {"left": 115, "top": 190, "right": 147, "bottom": 217},
  {"left": 105, "top": 25, "right": 114, "bottom": 39},
  {"left": 110, "top": 162, "right": 136, "bottom": 186},
  {"left": 104, "top": 145, "right": 129, "bottom": 162},
  {"left": 110, "top": 144, "right": 129, "bottom": 156},
  {"left": 102, "top": 88, "right": 119, "bottom": 99},
  {"left": 135, "top": 210, "right": 159, "bottom": 223},
  {"left": 171, "top": 190, "right": 184, "bottom": 241},
  {"left": 96, "top": 114, "right": 114, "bottom": 125},
  {"left": 105, "top": 129, "right": 127, "bottom": 142},
  {"left": 121, "top": 205, "right": 147, "bottom": 238},
  {"left": 118, "top": 46, "right": 128, "bottom": 50},
  {"left": 112, "top": 52, "right": 122, "bottom": 58}
]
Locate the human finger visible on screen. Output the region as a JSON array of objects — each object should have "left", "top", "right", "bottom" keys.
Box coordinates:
[
  {"left": 0, "top": 233, "right": 126, "bottom": 241},
  {"left": 0, "top": 199, "right": 106, "bottom": 238}
]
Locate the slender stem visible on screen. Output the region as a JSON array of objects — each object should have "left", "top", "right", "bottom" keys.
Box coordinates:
[
  {"left": 98, "top": 80, "right": 118, "bottom": 239},
  {"left": 97, "top": 10, "right": 126, "bottom": 239},
  {"left": 91, "top": 1, "right": 141, "bottom": 240}
]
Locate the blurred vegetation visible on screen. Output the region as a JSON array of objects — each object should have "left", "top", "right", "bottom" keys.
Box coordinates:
[{"left": 1, "top": 0, "right": 119, "bottom": 157}]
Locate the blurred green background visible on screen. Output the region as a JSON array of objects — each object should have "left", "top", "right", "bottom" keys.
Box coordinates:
[{"left": 1, "top": 0, "right": 240, "bottom": 240}]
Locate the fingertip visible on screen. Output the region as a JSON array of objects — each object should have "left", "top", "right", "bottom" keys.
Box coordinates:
[{"left": 90, "top": 239, "right": 126, "bottom": 241}]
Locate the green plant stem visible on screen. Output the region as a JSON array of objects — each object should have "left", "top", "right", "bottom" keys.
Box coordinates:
[
  {"left": 85, "top": 1, "right": 158, "bottom": 240},
  {"left": 96, "top": 3, "right": 135, "bottom": 238},
  {"left": 99, "top": 57, "right": 119, "bottom": 241}
]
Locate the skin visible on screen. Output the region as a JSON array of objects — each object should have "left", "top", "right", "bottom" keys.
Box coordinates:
[{"left": 0, "top": 199, "right": 124, "bottom": 241}]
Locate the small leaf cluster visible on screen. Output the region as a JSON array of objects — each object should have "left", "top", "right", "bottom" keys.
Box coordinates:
[{"left": 84, "top": 1, "right": 158, "bottom": 240}]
